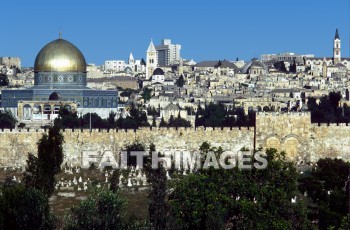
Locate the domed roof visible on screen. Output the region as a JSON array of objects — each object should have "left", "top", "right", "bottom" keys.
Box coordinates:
[
  {"left": 153, "top": 68, "right": 164, "bottom": 76},
  {"left": 34, "top": 38, "right": 87, "bottom": 72},
  {"left": 242, "top": 59, "right": 268, "bottom": 74}
]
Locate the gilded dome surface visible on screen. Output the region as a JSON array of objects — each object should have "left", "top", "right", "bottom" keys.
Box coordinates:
[{"left": 34, "top": 38, "right": 86, "bottom": 72}]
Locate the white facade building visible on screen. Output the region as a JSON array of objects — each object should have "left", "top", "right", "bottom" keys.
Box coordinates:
[
  {"left": 304, "top": 29, "right": 350, "bottom": 77},
  {"left": 0, "top": 57, "right": 21, "bottom": 69},
  {"left": 104, "top": 60, "right": 127, "bottom": 72},
  {"left": 104, "top": 52, "right": 144, "bottom": 74}
]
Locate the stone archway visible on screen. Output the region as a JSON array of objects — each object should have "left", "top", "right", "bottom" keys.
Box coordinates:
[
  {"left": 33, "top": 104, "right": 42, "bottom": 114},
  {"left": 49, "top": 92, "right": 61, "bottom": 101},
  {"left": 266, "top": 136, "right": 281, "bottom": 151},
  {"left": 282, "top": 137, "right": 300, "bottom": 160},
  {"left": 23, "top": 104, "right": 32, "bottom": 120},
  {"left": 43, "top": 104, "right": 52, "bottom": 114},
  {"left": 53, "top": 104, "right": 61, "bottom": 114}
]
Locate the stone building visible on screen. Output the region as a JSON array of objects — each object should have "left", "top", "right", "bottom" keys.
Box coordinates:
[
  {"left": 160, "top": 103, "right": 187, "bottom": 121},
  {"left": 242, "top": 59, "right": 269, "bottom": 76},
  {"left": 0, "top": 57, "right": 21, "bottom": 69},
  {"left": 305, "top": 29, "right": 350, "bottom": 76},
  {"left": 194, "top": 60, "right": 239, "bottom": 77},
  {"left": 1, "top": 34, "right": 118, "bottom": 119}
]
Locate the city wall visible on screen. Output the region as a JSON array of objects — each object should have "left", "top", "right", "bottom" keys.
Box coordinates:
[
  {"left": 256, "top": 112, "right": 350, "bottom": 162},
  {"left": 0, "top": 127, "right": 254, "bottom": 168},
  {"left": 1, "top": 112, "right": 350, "bottom": 168}
]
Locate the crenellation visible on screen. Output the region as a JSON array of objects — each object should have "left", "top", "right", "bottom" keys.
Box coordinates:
[
  {"left": 1, "top": 112, "right": 350, "bottom": 167},
  {"left": 328, "top": 123, "right": 338, "bottom": 127}
]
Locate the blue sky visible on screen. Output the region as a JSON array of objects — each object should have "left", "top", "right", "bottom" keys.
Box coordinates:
[{"left": 1, "top": 0, "right": 349, "bottom": 67}]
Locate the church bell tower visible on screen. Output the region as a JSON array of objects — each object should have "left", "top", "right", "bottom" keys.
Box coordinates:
[
  {"left": 333, "top": 28, "right": 341, "bottom": 65},
  {"left": 146, "top": 39, "right": 157, "bottom": 79}
]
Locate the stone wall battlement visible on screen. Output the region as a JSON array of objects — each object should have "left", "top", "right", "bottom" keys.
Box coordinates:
[
  {"left": 0, "top": 126, "right": 255, "bottom": 134},
  {"left": 0, "top": 127, "right": 255, "bottom": 168},
  {"left": 257, "top": 112, "right": 311, "bottom": 117},
  {"left": 1, "top": 111, "right": 350, "bottom": 167},
  {"left": 312, "top": 123, "right": 349, "bottom": 127}
]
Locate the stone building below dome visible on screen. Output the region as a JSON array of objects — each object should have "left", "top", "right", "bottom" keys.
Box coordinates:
[{"left": 1, "top": 36, "right": 118, "bottom": 120}]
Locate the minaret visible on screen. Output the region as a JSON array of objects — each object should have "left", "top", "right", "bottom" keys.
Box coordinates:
[
  {"left": 333, "top": 28, "right": 341, "bottom": 65},
  {"left": 146, "top": 39, "right": 157, "bottom": 79}
]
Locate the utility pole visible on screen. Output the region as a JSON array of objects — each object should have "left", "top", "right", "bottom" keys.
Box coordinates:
[
  {"left": 89, "top": 112, "right": 91, "bottom": 132},
  {"left": 253, "top": 112, "right": 257, "bottom": 153}
]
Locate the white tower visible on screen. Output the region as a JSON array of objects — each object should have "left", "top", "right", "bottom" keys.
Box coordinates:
[
  {"left": 128, "top": 52, "right": 135, "bottom": 66},
  {"left": 333, "top": 28, "right": 341, "bottom": 65},
  {"left": 146, "top": 40, "right": 157, "bottom": 79}
]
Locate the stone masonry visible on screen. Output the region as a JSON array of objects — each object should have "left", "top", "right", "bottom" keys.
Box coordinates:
[{"left": 1, "top": 112, "right": 350, "bottom": 168}]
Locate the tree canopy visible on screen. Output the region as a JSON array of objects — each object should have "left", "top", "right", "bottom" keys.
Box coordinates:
[
  {"left": 307, "top": 91, "right": 347, "bottom": 123},
  {"left": 298, "top": 158, "right": 350, "bottom": 229},
  {"left": 195, "top": 103, "right": 254, "bottom": 127},
  {"left": 64, "top": 189, "right": 127, "bottom": 230},
  {"left": 0, "top": 184, "right": 56, "bottom": 230},
  {"left": 24, "top": 120, "right": 64, "bottom": 196},
  {"left": 0, "top": 74, "right": 9, "bottom": 87},
  {"left": 168, "top": 147, "right": 311, "bottom": 229},
  {"left": 0, "top": 110, "right": 17, "bottom": 129}
]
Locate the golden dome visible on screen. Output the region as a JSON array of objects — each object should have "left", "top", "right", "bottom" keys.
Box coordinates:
[{"left": 34, "top": 38, "right": 87, "bottom": 72}]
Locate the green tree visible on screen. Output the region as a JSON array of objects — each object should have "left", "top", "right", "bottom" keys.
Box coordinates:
[
  {"left": 168, "top": 114, "right": 191, "bottom": 127},
  {"left": 24, "top": 121, "right": 64, "bottom": 196},
  {"left": 168, "top": 148, "right": 311, "bottom": 229},
  {"left": 117, "top": 103, "right": 149, "bottom": 129},
  {"left": 159, "top": 117, "right": 168, "bottom": 127},
  {"left": 147, "top": 106, "right": 159, "bottom": 116},
  {"left": 109, "top": 169, "right": 120, "bottom": 193},
  {"left": 142, "top": 88, "right": 153, "bottom": 102},
  {"left": 145, "top": 144, "right": 168, "bottom": 230},
  {"left": 289, "top": 59, "right": 297, "bottom": 73},
  {"left": 82, "top": 112, "right": 108, "bottom": 129},
  {"left": 298, "top": 158, "right": 350, "bottom": 229},
  {"left": 152, "top": 116, "right": 156, "bottom": 127},
  {"left": 0, "top": 74, "right": 9, "bottom": 87},
  {"left": 273, "top": 61, "right": 288, "bottom": 73},
  {"left": 168, "top": 115, "right": 174, "bottom": 126},
  {"left": 56, "top": 105, "right": 80, "bottom": 129},
  {"left": 194, "top": 102, "right": 252, "bottom": 127},
  {"left": 329, "top": 91, "right": 342, "bottom": 111},
  {"left": 0, "top": 184, "right": 56, "bottom": 230},
  {"left": 176, "top": 75, "right": 185, "bottom": 87},
  {"left": 307, "top": 92, "right": 345, "bottom": 123},
  {"left": 64, "top": 189, "right": 127, "bottom": 230},
  {"left": 125, "top": 141, "right": 146, "bottom": 167},
  {"left": 106, "top": 111, "right": 117, "bottom": 128},
  {"left": 117, "top": 116, "right": 138, "bottom": 129},
  {"left": 120, "top": 88, "right": 137, "bottom": 97},
  {"left": 0, "top": 110, "right": 17, "bottom": 129}
]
